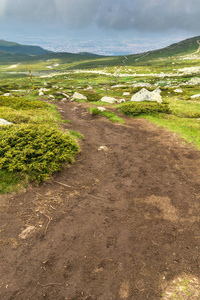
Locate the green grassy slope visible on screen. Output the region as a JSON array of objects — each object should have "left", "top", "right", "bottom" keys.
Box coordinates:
[
  {"left": 1, "top": 35, "right": 200, "bottom": 68},
  {"left": 0, "top": 39, "right": 51, "bottom": 55}
]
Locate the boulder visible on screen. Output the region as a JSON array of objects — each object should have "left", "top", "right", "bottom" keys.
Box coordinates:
[
  {"left": 154, "top": 87, "right": 162, "bottom": 94},
  {"left": 189, "top": 77, "right": 200, "bottom": 85},
  {"left": 0, "top": 118, "right": 13, "bottom": 126},
  {"left": 131, "top": 88, "right": 162, "bottom": 103},
  {"left": 72, "top": 92, "right": 87, "bottom": 100},
  {"left": 4, "top": 93, "right": 10, "bottom": 96},
  {"left": 123, "top": 92, "right": 130, "bottom": 96},
  {"left": 101, "top": 96, "right": 117, "bottom": 104}
]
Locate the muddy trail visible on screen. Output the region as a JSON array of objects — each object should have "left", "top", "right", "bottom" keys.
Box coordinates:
[{"left": 0, "top": 101, "right": 200, "bottom": 299}]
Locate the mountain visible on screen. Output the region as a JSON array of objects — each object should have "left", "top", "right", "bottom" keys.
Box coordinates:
[
  {"left": 0, "top": 39, "right": 51, "bottom": 55},
  {"left": 126, "top": 35, "right": 200, "bottom": 63},
  {"left": 0, "top": 35, "right": 200, "bottom": 67}
]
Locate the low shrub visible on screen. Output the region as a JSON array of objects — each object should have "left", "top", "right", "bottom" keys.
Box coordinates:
[
  {"left": 80, "top": 91, "right": 100, "bottom": 101},
  {"left": 0, "top": 96, "right": 50, "bottom": 110},
  {"left": 0, "top": 109, "right": 31, "bottom": 124},
  {"left": 0, "top": 124, "right": 79, "bottom": 183},
  {"left": 119, "top": 101, "right": 172, "bottom": 116}
]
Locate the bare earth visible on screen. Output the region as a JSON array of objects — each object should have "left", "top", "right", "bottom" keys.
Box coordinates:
[{"left": 0, "top": 101, "right": 200, "bottom": 299}]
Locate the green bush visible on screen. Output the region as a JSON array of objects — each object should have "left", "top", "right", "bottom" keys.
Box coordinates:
[
  {"left": 0, "top": 110, "right": 31, "bottom": 123},
  {"left": 119, "top": 101, "right": 172, "bottom": 116},
  {"left": 0, "top": 124, "right": 79, "bottom": 183},
  {"left": 0, "top": 96, "right": 50, "bottom": 110},
  {"left": 80, "top": 91, "right": 100, "bottom": 101}
]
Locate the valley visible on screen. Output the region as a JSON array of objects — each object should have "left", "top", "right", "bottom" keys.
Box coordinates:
[{"left": 0, "top": 36, "right": 200, "bottom": 299}]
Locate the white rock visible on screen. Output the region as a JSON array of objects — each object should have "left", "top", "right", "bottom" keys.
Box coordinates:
[
  {"left": 101, "top": 96, "right": 117, "bottom": 104},
  {"left": 189, "top": 77, "right": 200, "bottom": 85},
  {"left": 132, "top": 83, "right": 152, "bottom": 88},
  {"left": 39, "top": 91, "right": 44, "bottom": 96},
  {"left": 48, "top": 95, "right": 55, "bottom": 99},
  {"left": 174, "top": 88, "right": 183, "bottom": 93},
  {"left": 154, "top": 87, "right": 162, "bottom": 94},
  {"left": 123, "top": 92, "right": 130, "bottom": 96},
  {"left": 111, "top": 84, "right": 127, "bottom": 88},
  {"left": 131, "top": 88, "right": 162, "bottom": 103},
  {"left": 19, "top": 226, "right": 36, "bottom": 239},
  {"left": 178, "top": 67, "right": 200, "bottom": 75},
  {"left": 191, "top": 94, "right": 200, "bottom": 99},
  {"left": 39, "top": 88, "right": 50, "bottom": 92},
  {"left": 4, "top": 93, "right": 10, "bottom": 96},
  {"left": 72, "top": 92, "right": 87, "bottom": 100},
  {"left": 44, "top": 82, "right": 47, "bottom": 86},
  {"left": 97, "top": 107, "right": 106, "bottom": 112},
  {"left": 61, "top": 93, "right": 70, "bottom": 98},
  {"left": 0, "top": 118, "right": 13, "bottom": 126}
]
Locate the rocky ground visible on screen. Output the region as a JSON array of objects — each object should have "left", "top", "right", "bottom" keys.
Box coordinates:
[{"left": 0, "top": 100, "right": 200, "bottom": 299}]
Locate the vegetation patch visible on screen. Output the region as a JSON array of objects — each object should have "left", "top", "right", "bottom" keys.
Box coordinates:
[
  {"left": 69, "top": 129, "right": 84, "bottom": 140},
  {"left": 0, "top": 96, "right": 49, "bottom": 110},
  {"left": 88, "top": 107, "right": 125, "bottom": 124},
  {"left": 0, "top": 124, "right": 79, "bottom": 188},
  {"left": 119, "top": 101, "right": 172, "bottom": 116},
  {"left": 80, "top": 91, "right": 100, "bottom": 102}
]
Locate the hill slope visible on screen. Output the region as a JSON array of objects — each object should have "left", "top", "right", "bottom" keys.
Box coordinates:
[{"left": 0, "top": 39, "right": 51, "bottom": 55}]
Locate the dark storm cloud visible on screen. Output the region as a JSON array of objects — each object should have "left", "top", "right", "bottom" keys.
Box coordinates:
[{"left": 0, "top": 0, "right": 200, "bottom": 32}]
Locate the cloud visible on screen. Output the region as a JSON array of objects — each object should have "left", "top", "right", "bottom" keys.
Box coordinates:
[{"left": 0, "top": 0, "right": 200, "bottom": 32}]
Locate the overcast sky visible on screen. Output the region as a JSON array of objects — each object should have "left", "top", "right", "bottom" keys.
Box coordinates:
[{"left": 0, "top": 0, "right": 200, "bottom": 55}]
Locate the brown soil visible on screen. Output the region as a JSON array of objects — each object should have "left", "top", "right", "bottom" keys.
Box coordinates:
[{"left": 0, "top": 101, "right": 200, "bottom": 300}]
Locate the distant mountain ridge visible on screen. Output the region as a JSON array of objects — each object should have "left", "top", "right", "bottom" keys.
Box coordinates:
[
  {"left": 0, "top": 35, "right": 200, "bottom": 65},
  {"left": 0, "top": 39, "right": 51, "bottom": 55}
]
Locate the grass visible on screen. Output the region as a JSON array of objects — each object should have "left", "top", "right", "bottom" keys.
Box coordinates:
[
  {"left": 1, "top": 40, "right": 200, "bottom": 192},
  {"left": 88, "top": 107, "right": 125, "bottom": 124},
  {"left": 143, "top": 114, "right": 200, "bottom": 149}
]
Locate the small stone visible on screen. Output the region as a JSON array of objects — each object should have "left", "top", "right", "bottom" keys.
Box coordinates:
[
  {"left": 97, "top": 107, "right": 106, "bottom": 112},
  {"left": 98, "top": 146, "right": 108, "bottom": 151},
  {"left": 19, "top": 226, "right": 36, "bottom": 239},
  {"left": 174, "top": 88, "right": 183, "bottom": 93}
]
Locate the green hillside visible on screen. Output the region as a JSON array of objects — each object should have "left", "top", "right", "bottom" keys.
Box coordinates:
[
  {"left": 0, "top": 35, "right": 200, "bottom": 69},
  {"left": 0, "top": 39, "right": 51, "bottom": 55}
]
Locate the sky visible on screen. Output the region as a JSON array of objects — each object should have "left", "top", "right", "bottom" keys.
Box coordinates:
[{"left": 0, "top": 0, "right": 200, "bottom": 55}]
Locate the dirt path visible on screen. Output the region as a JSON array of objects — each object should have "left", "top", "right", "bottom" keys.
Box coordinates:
[{"left": 0, "top": 101, "right": 200, "bottom": 299}]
